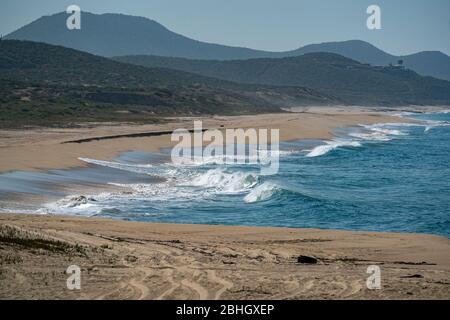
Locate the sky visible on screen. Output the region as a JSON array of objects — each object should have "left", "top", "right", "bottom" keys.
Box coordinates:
[{"left": 1, "top": 0, "right": 449, "bottom": 56}]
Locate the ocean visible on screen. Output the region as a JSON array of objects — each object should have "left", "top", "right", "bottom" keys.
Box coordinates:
[{"left": 1, "top": 111, "right": 449, "bottom": 237}]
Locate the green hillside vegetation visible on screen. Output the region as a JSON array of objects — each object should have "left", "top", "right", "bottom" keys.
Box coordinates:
[
  {"left": 115, "top": 53, "right": 450, "bottom": 106},
  {"left": 6, "top": 12, "right": 450, "bottom": 81},
  {"left": 0, "top": 40, "right": 336, "bottom": 127}
]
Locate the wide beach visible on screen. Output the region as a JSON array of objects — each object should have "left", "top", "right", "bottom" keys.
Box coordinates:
[
  {"left": 1, "top": 107, "right": 449, "bottom": 300},
  {"left": 1, "top": 213, "right": 449, "bottom": 299},
  {"left": 0, "top": 107, "right": 407, "bottom": 173}
]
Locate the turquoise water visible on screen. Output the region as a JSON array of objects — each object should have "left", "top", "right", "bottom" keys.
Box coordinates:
[{"left": 1, "top": 112, "right": 449, "bottom": 237}]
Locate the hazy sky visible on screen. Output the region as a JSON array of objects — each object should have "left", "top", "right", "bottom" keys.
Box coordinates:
[{"left": 1, "top": 0, "right": 449, "bottom": 56}]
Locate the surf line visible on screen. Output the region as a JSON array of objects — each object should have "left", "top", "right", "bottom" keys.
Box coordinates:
[{"left": 171, "top": 120, "right": 280, "bottom": 175}]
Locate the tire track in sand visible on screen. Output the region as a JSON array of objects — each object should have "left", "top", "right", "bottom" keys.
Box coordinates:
[
  {"left": 180, "top": 270, "right": 209, "bottom": 300},
  {"left": 207, "top": 270, "right": 233, "bottom": 300},
  {"left": 156, "top": 269, "right": 180, "bottom": 300}
]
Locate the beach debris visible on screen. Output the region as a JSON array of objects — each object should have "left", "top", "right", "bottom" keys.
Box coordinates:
[
  {"left": 297, "top": 255, "right": 318, "bottom": 264},
  {"left": 125, "top": 255, "right": 138, "bottom": 263},
  {"left": 58, "top": 195, "right": 96, "bottom": 208},
  {"left": 400, "top": 274, "right": 423, "bottom": 279},
  {"left": 68, "top": 196, "right": 89, "bottom": 207}
]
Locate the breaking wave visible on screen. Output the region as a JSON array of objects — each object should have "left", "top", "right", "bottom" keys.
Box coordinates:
[
  {"left": 244, "top": 182, "right": 280, "bottom": 203},
  {"left": 13, "top": 111, "right": 447, "bottom": 237},
  {"left": 306, "top": 140, "right": 362, "bottom": 157},
  {"left": 187, "top": 168, "right": 258, "bottom": 194}
]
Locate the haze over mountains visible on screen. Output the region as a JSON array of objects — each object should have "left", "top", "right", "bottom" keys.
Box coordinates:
[
  {"left": 2, "top": 11, "right": 450, "bottom": 128},
  {"left": 5, "top": 12, "right": 450, "bottom": 81}
]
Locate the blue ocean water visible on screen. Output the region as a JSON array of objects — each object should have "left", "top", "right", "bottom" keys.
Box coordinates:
[{"left": 1, "top": 112, "right": 449, "bottom": 237}]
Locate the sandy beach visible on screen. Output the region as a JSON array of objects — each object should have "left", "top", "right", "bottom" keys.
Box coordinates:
[
  {"left": 2, "top": 1, "right": 450, "bottom": 305},
  {"left": 2, "top": 107, "right": 449, "bottom": 300},
  {"left": 0, "top": 214, "right": 449, "bottom": 300},
  {"left": 0, "top": 107, "right": 408, "bottom": 173}
]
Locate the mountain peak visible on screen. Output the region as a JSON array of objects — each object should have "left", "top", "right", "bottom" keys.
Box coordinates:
[{"left": 5, "top": 12, "right": 450, "bottom": 80}]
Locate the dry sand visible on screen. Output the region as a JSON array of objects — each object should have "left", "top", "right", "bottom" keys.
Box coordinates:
[
  {"left": 0, "top": 108, "right": 407, "bottom": 173},
  {"left": 0, "top": 214, "right": 449, "bottom": 300},
  {"left": 3, "top": 107, "right": 444, "bottom": 300}
]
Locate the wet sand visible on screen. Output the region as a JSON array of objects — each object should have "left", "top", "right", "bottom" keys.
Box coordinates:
[
  {"left": 0, "top": 214, "right": 449, "bottom": 300},
  {"left": 3, "top": 107, "right": 445, "bottom": 300},
  {"left": 0, "top": 107, "right": 408, "bottom": 173}
]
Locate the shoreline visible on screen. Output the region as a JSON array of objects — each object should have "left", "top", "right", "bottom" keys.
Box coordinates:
[
  {"left": 1, "top": 108, "right": 450, "bottom": 299},
  {"left": 1, "top": 213, "right": 449, "bottom": 299},
  {"left": 0, "top": 107, "right": 411, "bottom": 173}
]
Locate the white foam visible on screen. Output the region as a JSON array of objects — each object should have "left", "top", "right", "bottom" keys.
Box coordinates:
[
  {"left": 106, "top": 167, "right": 260, "bottom": 202},
  {"left": 172, "top": 154, "right": 259, "bottom": 166},
  {"left": 349, "top": 132, "right": 392, "bottom": 141},
  {"left": 40, "top": 191, "right": 122, "bottom": 216},
  {"left": 171, "top": 149, "right": 293, "bottom": 167},
  {"left": 186, "top": 168, "right": 258, "bottom": 194},
  {"left": 364, "top": 122, "right": 421, "bottom": 128},
  {"left": 306, "top": 140, "right": 361, "bottom": 158},
  {"left": 422, "top": 120, "right": 450, "bottom": 133},
  {"left": 349, "top": 125, "right": 408, "bottom": 142},
  {"left": 377, "top": 111, "right": 450, "bottom": 134},
  {"left": 244, "top": 182, "right": 279, "bottom": 203},
  {"left": 43, "top": 196, "right": 98, "bottom": 216},
  {"left": 108, "top": 182, "right": 176, "bottom": 198},
  {"left": 78, "top": 157, "right": 153, "bottom": 174},
  {"left": 371, "top": 127, "right": 406, "bottom": 136}
]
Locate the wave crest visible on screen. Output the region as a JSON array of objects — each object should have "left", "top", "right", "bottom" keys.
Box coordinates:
[
  {"left": 306, "top": 140, "right": 361, "bottom": 158},
  {"left": 244, "top": 182, "right": 280, "bottom": 203},
  {"left": 188, "top": 168, "right": 258, "bottom": 194}
]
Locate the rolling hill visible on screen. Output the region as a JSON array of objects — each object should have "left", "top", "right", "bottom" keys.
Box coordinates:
[
  {"left": 287, "top": 40, "right": 450, "bottom": 82},
  {"left": 1, "top": 39, "right": 449, "bottom": 128},
  {"left": 115, "top": 53, "right": 450, "bottom": 106},
  {"left": 0, "top": 40, "right": 336, "bottom": 127},
  {"left": 5, "top": 12, "right": 450, "bottom": 81}
]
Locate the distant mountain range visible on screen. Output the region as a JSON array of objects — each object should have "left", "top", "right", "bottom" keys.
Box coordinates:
[
  {"left": 2, "top": 13, "right": 450, "bottom": 127},
  {"left": 115, "top": 53, "right": 450, "bottom": 106},
  {"left": 5, "top": 12, "right": 450, "bottom": 81}
]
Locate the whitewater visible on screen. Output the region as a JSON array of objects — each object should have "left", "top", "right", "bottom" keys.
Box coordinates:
[{"left": 0, "top": 112, "right": 449, "bottom": 237}]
